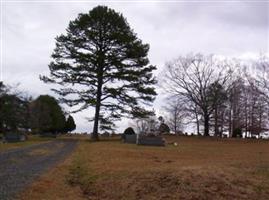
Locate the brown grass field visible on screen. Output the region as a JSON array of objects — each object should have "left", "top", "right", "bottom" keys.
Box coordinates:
[{"left": 19, "top": 135, "right": 269, "bottom": 200}]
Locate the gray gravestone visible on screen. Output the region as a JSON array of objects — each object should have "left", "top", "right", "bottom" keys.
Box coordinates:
[
  {"left": 123, "top": 134, "right": 137, "bottom": 144},
  {"left": 4, "top": 132, "right": 21, "bottom": 143},
  {"left": 137, "top": 135, "right": 165, "bottom": 146}
]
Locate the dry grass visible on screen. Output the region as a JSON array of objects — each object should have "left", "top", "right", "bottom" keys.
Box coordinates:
[{"left": 20, "top": 135, "right": 269, "bottom": 200}]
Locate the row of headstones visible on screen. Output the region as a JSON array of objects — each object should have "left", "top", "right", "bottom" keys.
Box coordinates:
[
  {"left": 1, "top": 132, "right": 58, "bottom": 143},
  {"left": 1, "top": 132, "right": 27, "bottom": 143}
]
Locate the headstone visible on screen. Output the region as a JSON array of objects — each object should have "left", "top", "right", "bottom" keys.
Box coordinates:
[
  {"left": 4, "top": 132, "right": 21, "bottom": 143},
  {"left": 123, "top": 134, "right": 137, "bottom": 144},
  {"left": 20, "top": 134, "right": 27, "bottom": 141},
  {"left": 102, "top": 131, "right": 110, "bottom": 137},
  {"left": 137, "top": 135, "right": 165, "bottom": 146}
]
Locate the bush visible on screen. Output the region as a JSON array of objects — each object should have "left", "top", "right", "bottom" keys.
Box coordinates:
[
  {"left": 158, "top": 123, "right": 170, "bottom": 134},
  {"left": 123, "top": 127, "right": 135, "bottom": 135}
]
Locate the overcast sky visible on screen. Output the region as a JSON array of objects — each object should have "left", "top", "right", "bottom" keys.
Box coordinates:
[{"left": 1, "top": 1, "right": 268, "bottom": 133}]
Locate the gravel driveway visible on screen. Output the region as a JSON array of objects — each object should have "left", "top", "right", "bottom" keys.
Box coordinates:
[{"left": 0, "top": 139, "right": 77, "bottom": 200}]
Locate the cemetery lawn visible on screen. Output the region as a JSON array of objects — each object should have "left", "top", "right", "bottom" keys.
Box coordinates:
[
  {"left": 21, "top": 135, "right": 269, "bottom": 200},
  {"left": 0, "top": 135, "right": 54, "bottom": 152}
]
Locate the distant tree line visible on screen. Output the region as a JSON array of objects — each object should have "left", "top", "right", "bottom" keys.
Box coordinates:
[
  {"left": 163, "top": 53, "right": 269, "bottom": 138},
  {"left": 0, "top": 82, "right": 76, "bottom": 135}
]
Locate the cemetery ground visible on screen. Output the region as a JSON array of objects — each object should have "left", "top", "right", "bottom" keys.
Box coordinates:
[
  {"left": 0, "top": 137, "right": 77, "bottom": 200},
  {"left": 18, "top": 135, "right": 269, "bottom": 200},
  {"left": 0, "top": 135, "right": 54, "bottom": 152}
]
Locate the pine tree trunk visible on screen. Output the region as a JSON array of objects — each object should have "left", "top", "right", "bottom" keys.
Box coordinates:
[
  {"left": 92, "top": 58, "right": 104, "bottom": 141},
  {"left": 92, "top": 98, "right": 101, "bottom": 141}
]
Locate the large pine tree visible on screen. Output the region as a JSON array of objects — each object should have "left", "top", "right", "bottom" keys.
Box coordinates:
[{"left": 41, "top": 6, "right": 157, "bottom": 140}]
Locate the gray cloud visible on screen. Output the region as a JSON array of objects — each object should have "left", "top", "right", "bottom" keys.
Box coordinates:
[{"left": 2, "top": 1, "right": 268, "bottom": 132}]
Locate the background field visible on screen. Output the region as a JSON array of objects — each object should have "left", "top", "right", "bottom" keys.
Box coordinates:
[{"left": 20, "top": 135, "right": 269, "bottom": 200}]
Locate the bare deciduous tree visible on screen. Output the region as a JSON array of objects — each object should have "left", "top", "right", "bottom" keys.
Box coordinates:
[
  {"left": 164, "top": 98, "right": 185, "bottom": 134},
  {"left": 162, "top": 54, "right": 232, "bottom": 136}
]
